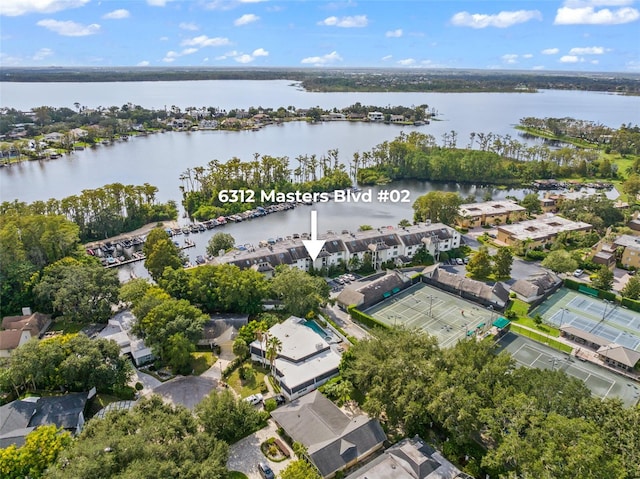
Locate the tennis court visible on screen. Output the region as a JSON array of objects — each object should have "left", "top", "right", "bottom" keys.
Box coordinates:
[
  {"left": 498, "top": 333, "right": 639, "bottom": 407},
  {"left": 534, "top": 288, "right": 640, "bottom": 351},
  {"left": 365, "top": 283, "right": 498, "bottom": 348}
]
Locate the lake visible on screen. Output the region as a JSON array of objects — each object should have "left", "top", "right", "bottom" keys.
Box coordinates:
[{"left": 1, "top": 80, "right": 637, "bottom": 279}]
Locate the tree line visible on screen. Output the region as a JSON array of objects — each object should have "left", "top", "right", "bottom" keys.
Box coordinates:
[
  {"left": 340, "top": 328, "right": 640, "bottom": 479},
  {"left": 182, "top": 152, "right": 351, "bottom": 219},
  {"left": 1, "top": 183, "right": 177, "bottom": 242},
  {"left": 355, "top": 130, "right": 618, "bottom": 186}
]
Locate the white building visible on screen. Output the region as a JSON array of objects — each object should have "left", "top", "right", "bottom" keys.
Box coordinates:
[
  {"left": 250, "top": 316, "right": 341, "bottom": 400},
  {"left": 367, "top": 111, "right": 384, "bottom": 121},
  {"left": 98, "top": 311, "right": 154, "bottom": 366}
]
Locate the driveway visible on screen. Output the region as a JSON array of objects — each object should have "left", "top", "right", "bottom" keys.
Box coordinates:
[
  {"left": 227, "top": 419, "right": 295, "bottom": 479},
  {"left": 147, "top": 375, "right": 217, "bottom": 410}
]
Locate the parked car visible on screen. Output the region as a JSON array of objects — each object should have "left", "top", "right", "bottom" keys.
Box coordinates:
[
  {"left": 463, "top": 257, "right": 469, "bottom": 264},
  {"left": 274, "top": 394, "right": 286, "bottom": 406},
  {"left": 573, "top": 269, "right": 584, "bottom": 277},
  {"left": 258, "top": 462, "right": 275, "bottom": 479},
  {"left": 244, "top": 393, "right": 264, "bottom": 406},
  {"left": 456, "top": 258, "right": 464, "bottom": 265}
]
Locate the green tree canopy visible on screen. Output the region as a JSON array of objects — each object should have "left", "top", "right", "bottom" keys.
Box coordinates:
[
  {"left": 45, "top": 396, "right": 229, "bottom": 479},
  {"left": 195, "top": 389, "right": 267, "bottom": 444},
  {"left": 520, "top": 192, "right": 542, "bottom": 215},
  {"left": 270, "top": 266, "right": 330, "bottom": 317},
  {"left": 591, "top": 264, "right": 614, "bottom": 291},
  {"left": 621, "top": 275, "right": 640, "bottom": 299},
  {"left": 493, "top": 247, "right": 513, "bottom": 279},
  {"left": 143, "top": 228, "right": 183, "bottom": 281},
  {"left": 206, "top": 232, "right": 235, "bottom": 257},
  {"left": 412, "top": 191, "right": 462, "bottom": 225},
  {"left": 541, "top": 249, "right": 578, "bottom": 273},
  {"left": 466, "top": 246, "right": 493, "bottom": 279},
  {"left": 0, "top": 425, "right": 71, "bottom": 479},
  {"left": 279, "top": 460, "right": 321, "bottom": 479},
  {"left": 33, "top": 257, "right": 119, "bottom": 324}
]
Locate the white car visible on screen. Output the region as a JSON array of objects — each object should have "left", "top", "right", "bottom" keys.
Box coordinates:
[
  {"left": 244, "top": 393, "right": 264, "bottom": 405},
  {"left": 573, "top": 269, "right": 584, "bottom": 277}
]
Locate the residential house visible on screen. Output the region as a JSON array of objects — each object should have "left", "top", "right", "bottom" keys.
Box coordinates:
[
  {"left": 97, "top": 311, "right": 153, "bottom": 366},
  {"left": 271, "top": 391, "right": 387, "bottom": 478},
  {"left": 496, "top": 215, "right": 592, "bottom": 248},
  {"left": 345, "top": 435, "right": 472, "bottom": 479},
  {"left": 0, "top": 392, "right": 92, "bottom": 448},
  {"left": 389, "top": 114, "right": 405, "bottom": 123},
  {"left": 613, "top": 235, "right": 640, "bottom": 269},
  {"left": 43, "top": 132, "right": 64, "bottom": 143},
  {"left": 457, "top": 201, "right": 526, "bottom": 228},
  {"left": 367, "top": 111, "right": 384, "bottom": 121},
  {"left": 0, "top": 311, "right": 51, "bottom": 357},
  {"left": 198, "top": 314, "right": 248, "bottom": 356},
  {"left": 597, "top": 344, "right": 640, "bottom": 372},
  {"left": 250, "top": 316, "right": 341, "bottom": 400}
]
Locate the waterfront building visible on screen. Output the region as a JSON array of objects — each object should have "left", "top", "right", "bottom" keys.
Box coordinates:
[
  {"left": 213, "top": 223, "right": 460, "bottom": 274},
  {"left": 457, "top": 200, "right": 526, "bottom": 228},
  {"left": 496, "top": 215, "right": 592, "bottom": 248}
]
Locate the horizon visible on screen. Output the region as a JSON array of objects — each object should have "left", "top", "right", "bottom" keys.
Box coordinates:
[{"left": 1, "top": 0, "right": 638, "bottom": 73}]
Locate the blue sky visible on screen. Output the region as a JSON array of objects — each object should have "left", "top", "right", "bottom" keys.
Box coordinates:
[{"left": 1, "top": 0, "right": 638, "bottom": 72}]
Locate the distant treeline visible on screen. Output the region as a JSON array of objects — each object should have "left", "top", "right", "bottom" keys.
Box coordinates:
[
  {"left": 354, "top": 131, "right": 617, "bottom": 185},
  {"left": 2, "top": 67, "right": 639, "bottom": 94}
]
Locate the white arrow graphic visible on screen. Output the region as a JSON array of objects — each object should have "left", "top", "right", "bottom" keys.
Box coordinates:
[{"left": 302, "top": 210, "right": 325, "bottom": 261}]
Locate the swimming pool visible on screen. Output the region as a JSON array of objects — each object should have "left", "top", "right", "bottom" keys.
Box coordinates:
[{"left": 304, "top": 320, "right": 333, "bottom": 342}]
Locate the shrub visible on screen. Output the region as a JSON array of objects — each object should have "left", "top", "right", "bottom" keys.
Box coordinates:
[
  {"left": 347, "top": 305, "right": 389, "bottom": 329},
  {"left": 264, "top": 398, "right": 277, "bottom": 413},
  {"left": 134, "top": 382, "right": 144, "bottom": 391}
]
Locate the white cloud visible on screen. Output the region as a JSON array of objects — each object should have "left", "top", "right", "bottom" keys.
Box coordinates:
[
  {"left": 569, "top": 46, "right": 607, "bottom": 54},
  {"left": 252, "top": 48, "right": 269, "bottom": 57},
  {"left": 385, "top": 29, "right": 403, "bottom": 38},
  {"left": 182, "top": 35, "right": 231, "bottom": 47},
  {"left": 163, "top": 48, "right": 198, "bottom": 62},
  {"left": 33, "top": 48, "right": 54, "bottom": 60},
  {"left": 0, "top": 0, "right": 88, "bottom": 17},
  {"left": 555, "top": 6, "right": 639, "bottom": 24},
  {"left": 532, "top": 65, "right": 546, "bottom": 70},
  {"left": 234, "top": 13, "right": 259, "bottom": 25},
  {"left": 138, "top": 60, "right": 150, "bottom": 66},
  {"left": 147, "top": 0, "right": 175, "bottom": 6},
  {"left": 502, "top": 54, "right": 519, "bottom": 64},
  {"left": 382, "top": 55, "right": 393, "bottom": 61},
  {"left": 235, "top": 54, "right": 254, "bottom": 63},
  {"left": 541, "top": 47, "right": 560, "bottom": 54},
  {"left": 160, "top": 36, "right": 169, "bottom": 41},
  {"left": 318, "top": 15, "right": 368, "bottom": 27},
  {"left": 103, "top": 9, "right": 130, "bottom": 20},
  {"left": 522, "top": 53, "right": 534, "bottom": 59},
  {"left": 397, "top": 58, "right": 416, "bottom": 66},
  {"left": 560, "top": 55, "right": 581, "bottom": 62},
  {"left": 179, "top": 22, "right": 199, "bottom": 31},
  {"left": 301, "top": 51, "right": 343, "bottom": 65},
  {"left": 451, "top": 10, "right": 542, "bottom": 28},
  {"left": 37, "top": 19, "right": 100, "bottom": 36}
]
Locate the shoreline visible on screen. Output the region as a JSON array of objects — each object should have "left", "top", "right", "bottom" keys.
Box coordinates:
[{"left": 83, "top": 220, "right": 180, "bottom": 249}]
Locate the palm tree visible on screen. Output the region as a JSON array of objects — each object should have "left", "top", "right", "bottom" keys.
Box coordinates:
[{"left": 266, "top": 336, "right": 283, "bottom": 377}]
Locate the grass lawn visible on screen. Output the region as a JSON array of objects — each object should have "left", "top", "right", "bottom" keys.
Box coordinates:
[
  {"left": 508, "top": 299, "right": 561, "bottom": 337},
  {"left": 190, "top": 351, "right": 217, "bottom": 375},
  {"left": 227, "top": 362, "right": 269, "bottom": 398},
  {"left": 228, "top": 472, "right": 248, "bottom": 479},
  {"left": 50, "top": 317, "right": 85, "bottom": 334},
  {"left": 510, "top": 324, "right": 572, "bottom": 353}
]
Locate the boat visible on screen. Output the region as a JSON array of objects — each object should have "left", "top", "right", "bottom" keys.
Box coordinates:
[
  {"left": 195, "top": 255, "right": 206, "bottom": 265},
  {"left": 182, "top": 227, "right": 190, "bottom": 235}
]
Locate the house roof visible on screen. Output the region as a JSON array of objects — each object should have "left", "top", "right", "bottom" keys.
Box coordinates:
[
  {"left": 2, "top": 313, "right": 51, "bottom": 336},
  {"left": 597, "top": 344, "right": 640, "bottom": 368},
  {"left": 344, "top": 435, "right": 468, "bottom": 479},
  {"left": 250, "top": 316, "right": 330, "bottom": 363},
  {"left": 271, "top": 391, "right": 386, "bottom": 477},
  {"left": 0, "top": 400, "right": 37, "bottom": 448},
  {"left": 510, "top": 279, "right": 543, "bottom": 299},
  {"left": 0, "top": 329, "right": 30, "bottom": 351},
  {"left": 560, "top": 325, "right": 610, "bottom": 347},
  {"left": 336, "top": 288, "right": 365, "bottom": 307},
  {"left": 28, "top": 393, "right": 88, "bottom": 429},
  {"left": 430, "top": 268, "right": 509, "bottom": 306}
]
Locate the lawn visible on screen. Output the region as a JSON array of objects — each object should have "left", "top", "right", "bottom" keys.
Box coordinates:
[
  {"left": 508, "top": 299, "right": 561, "bottom": 337},
  {"left": 510, "top": 324, "right": 572, "bottom": 354},
  {"left": 190, "top": 351, "right": 217, "bottom": 375},
  {"left": 227, "top": 362, "right": 269, "bottom": 398},
  {"left": 228, "top": 472, "right": 248, "bottom": 479},
  {"left": 50, "top": 317, "right": 85, "bottom": 334},
  {"left": 86, "top": 393, "right": 122, "bottom": 418}
]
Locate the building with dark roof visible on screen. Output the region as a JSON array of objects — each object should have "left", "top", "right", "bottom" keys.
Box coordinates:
[
  {"left": 345, "top": 435, "right": 472, "bottom": 479},
  {"left": 509, "top": 272, "right": 562, "bottom": 304},
  {"left": 423, "top": 267, "right": 510, "bottom": 310},
  {"left": 213, "top": 223, "right": 460, "bottom": 275},
  {"left": 0, "top": 392, "right": 91, "bottom": 448},
  {"left": 336, "top": 270, "right": 413, "bottom": 310},
  {"left": 271, "top": 391, "right": 386, "bottom": 478}
]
